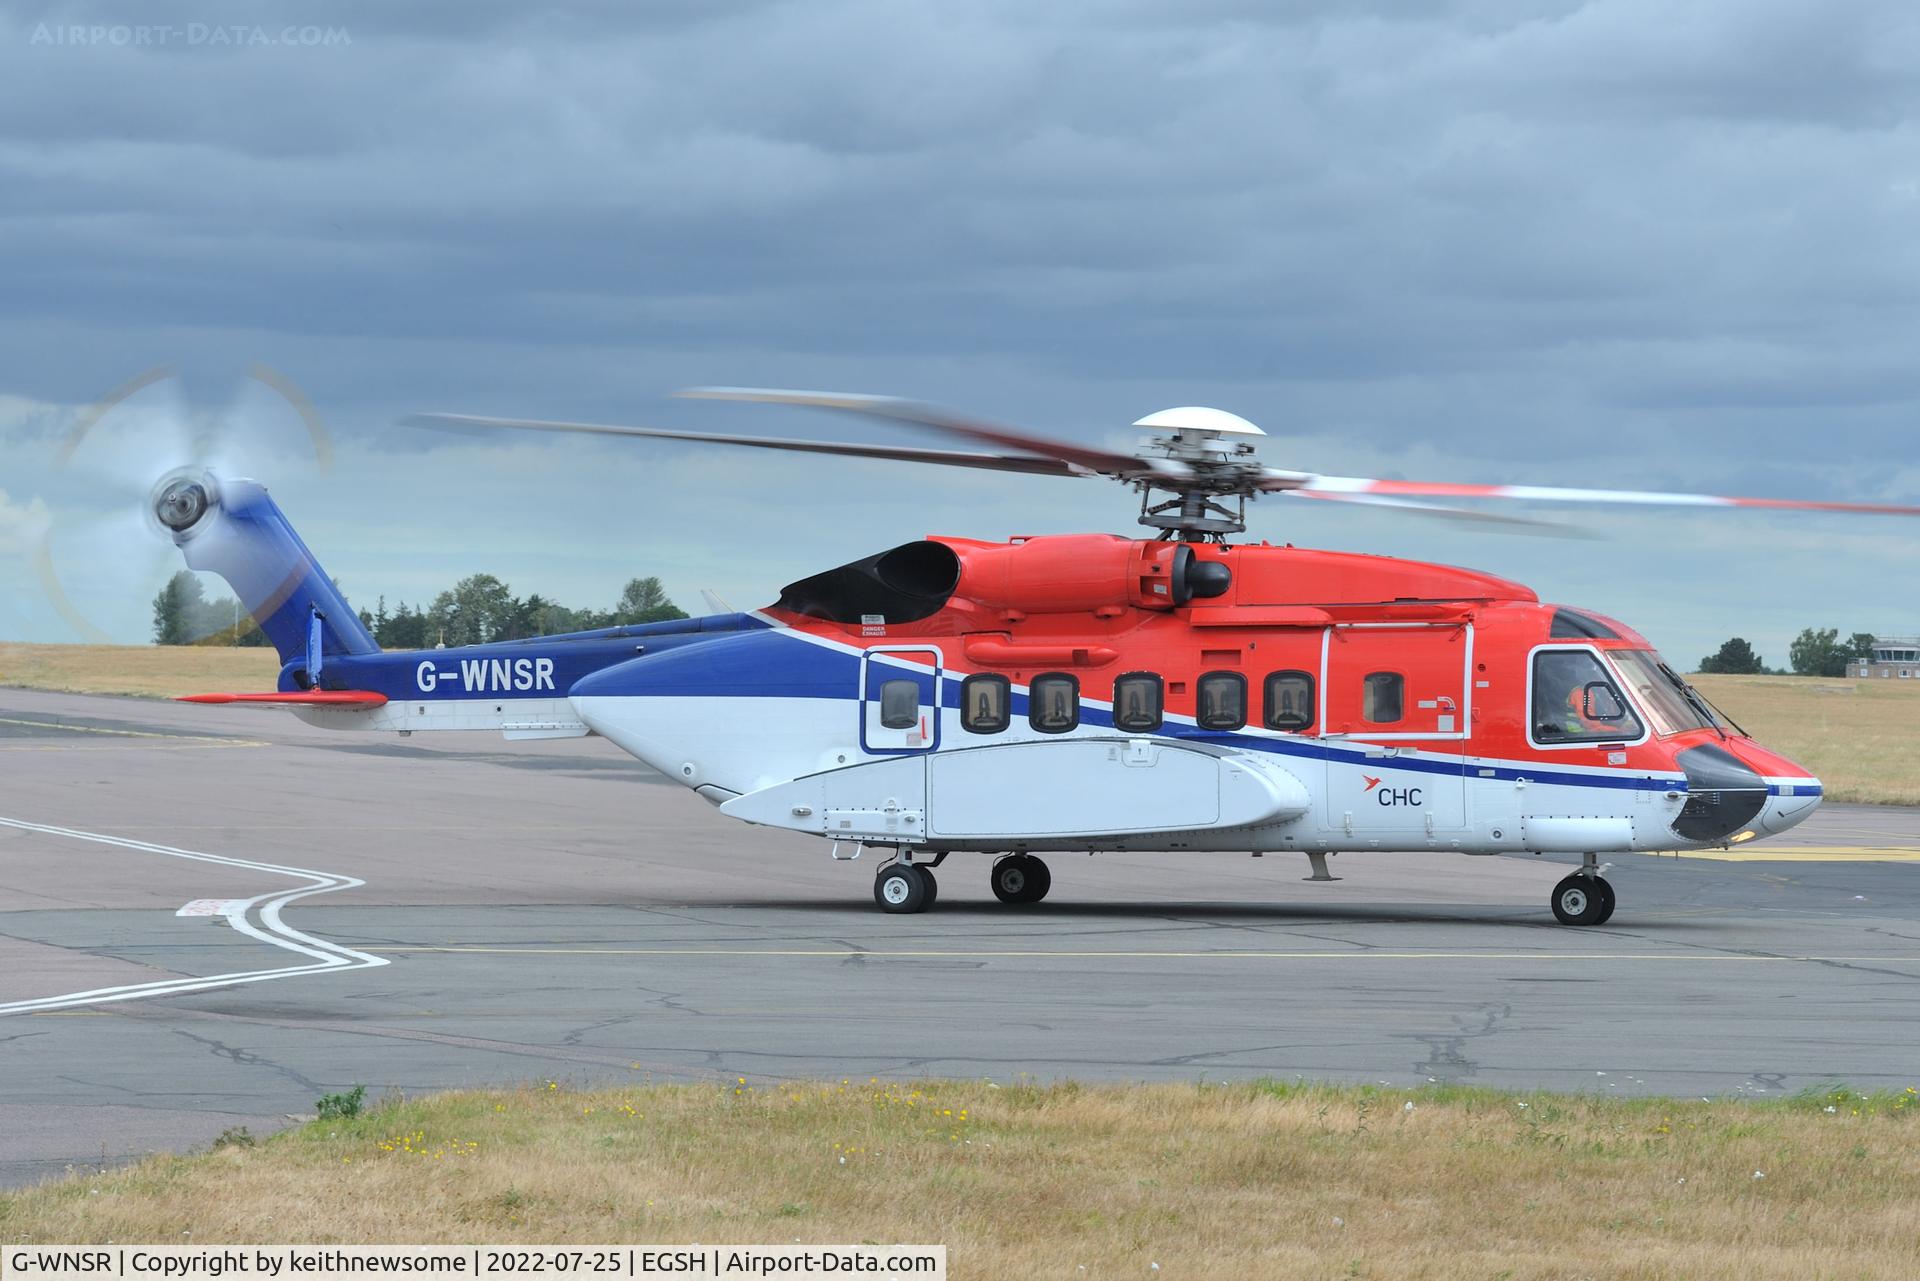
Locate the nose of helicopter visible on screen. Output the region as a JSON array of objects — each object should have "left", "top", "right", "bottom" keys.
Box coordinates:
[
  {"left": 1726, "top": 738, "right": 1824, "bottom": 836},
  {"left": 1756, "top": 778, "right": 1822, "bottom": 835},
  {"left": 1670, "top": 740, "right": 1822, "bottom": 845}
]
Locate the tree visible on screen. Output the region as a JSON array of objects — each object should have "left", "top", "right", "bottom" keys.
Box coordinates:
[
  {"left": 164, "top": 571, "right": 687, "bottom": 650},
  {"left": 1847, "top": 632, "right": 1878, "bottom": 662},
  {"left": 377, "top": 602, "right": 428, "bottom": 649},
  {"left": 148, "top": 569, "right": 276, "bottom": 646},
  {"left": 185, "top": 583, "right": 266, "bottom": 646},
  {"left": 1788, "top": 627, "right": 1850, "bottom": 678},
  {"left": 427, "top": 573, "right": 516, "bottom": 647},
  {"left": 612, "top": 576, "right": 687, "bottom": 625},
  {"left": 151, "top": 571, "right": 202, "bottom": 645},
  {"left": 509, "top": 592, "right": 588, "bottom": 639},
  {"left": 1698, "top": 637, "right": 1765, "bottom": 675},
  {"left": 194, "top": 598, "right": 270, "bottom": 646}
]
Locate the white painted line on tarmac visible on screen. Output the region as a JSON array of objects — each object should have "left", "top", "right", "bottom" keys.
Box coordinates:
[
  {"left": 0, "top": 815, "right": 388, "bottom": 1017},
  {"left": 175, "top": 898, "right": 244, "bottom": 918}
]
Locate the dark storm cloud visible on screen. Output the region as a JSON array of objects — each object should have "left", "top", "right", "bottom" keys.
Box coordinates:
[{"left": 1, "top": 0, "right": 1917, "bottom": 651}]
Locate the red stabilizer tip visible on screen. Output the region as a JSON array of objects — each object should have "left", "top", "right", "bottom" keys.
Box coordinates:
[{"left": 175, "top": 690, "right": 389, "bottom": 707}]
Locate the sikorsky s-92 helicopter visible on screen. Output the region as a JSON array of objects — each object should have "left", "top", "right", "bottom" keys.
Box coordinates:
[{"left": 158, "top": 389, "right": 1920, "bottom": 923}]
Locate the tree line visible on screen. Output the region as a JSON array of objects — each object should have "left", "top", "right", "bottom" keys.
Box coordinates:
[
  {"left": 152, "top": 571, "right": 687, "bottom": 648},
  {"left": 1697, "top": 629, "right": 1880, "bottom": 677}
]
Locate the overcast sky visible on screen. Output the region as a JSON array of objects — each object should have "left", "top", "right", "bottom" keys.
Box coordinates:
[{"left": 2, "top": 0, "right": 1917, "bottom": 667}]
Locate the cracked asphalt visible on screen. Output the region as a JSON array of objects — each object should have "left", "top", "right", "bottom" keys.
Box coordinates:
[{"left": 2, "top": 687, "right": 1918, "bottom": 1187}]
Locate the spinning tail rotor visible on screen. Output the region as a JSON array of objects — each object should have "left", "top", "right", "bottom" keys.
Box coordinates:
[{"left": 34, "top": 364, "right": 338, "bottom": 644}]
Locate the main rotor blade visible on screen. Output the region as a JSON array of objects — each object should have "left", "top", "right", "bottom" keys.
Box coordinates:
[
  {"left": 1290, "top": 488, "right": 1581, "bottom": 533},
  {"left": 1293, "top": 475, "right": 1920, "bottom": 518},
  {"left": 403, "top": 413, "right": 1088, "bottom": 479},
  {"left": 678, "top": 387, "right": 1184, "bottom": 481}
]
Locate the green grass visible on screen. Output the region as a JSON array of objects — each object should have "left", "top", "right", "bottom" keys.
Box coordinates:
[{"left": 3, "top": 1078, "right": 1917, "bottom": 1280}]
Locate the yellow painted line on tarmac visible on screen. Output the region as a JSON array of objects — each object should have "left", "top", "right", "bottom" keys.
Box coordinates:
[
  {"left": 369, "top": 946, "right": 1920, "bottom": 962},
  {"left": 0, "top": 742, "right": 267, "bottom": 752},
  {"left": 70, "top": 824, "right": 640, "bottom": 832},
  {"left": 0, "top": 715, "right": 216, "bottom": 739},
  {"left": 1652, "top": 847, "right": 1920, "bottom": 863},
  {"left": 0, "top": 716, "right": 265, "bottom": 749}
]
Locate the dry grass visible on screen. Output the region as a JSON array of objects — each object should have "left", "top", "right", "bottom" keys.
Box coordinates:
[
  {"left": 3, "top": 1081, "right": 1917, "bottom": 1279},
  {"left": 1691, "top": 674, "right": 1920, "bottom": 806},
  {"left": 0, "top": 643, "right": 280, "bottom": 700}
]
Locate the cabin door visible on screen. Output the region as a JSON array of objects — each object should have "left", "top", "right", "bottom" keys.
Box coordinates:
[
  {"left": 858, "top": 646, "right": 944, "bottom": 756},
  {"left": 1321, "top": 623, "right": 1470, "bottom": 835}
]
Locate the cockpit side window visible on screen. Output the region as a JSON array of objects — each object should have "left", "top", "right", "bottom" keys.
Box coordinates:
[
  {"left": 1606, "top": 649, "right": 1723, "bottom": 735},
  {"left": 1531, "top": 649, "right": 1644, "bottom": 745}
]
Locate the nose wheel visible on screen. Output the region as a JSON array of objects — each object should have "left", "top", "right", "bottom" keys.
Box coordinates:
[
  {"left": 1550, "top": 873, "right": 1615, "bottom": 926},
  {"left": 990, "top": 854, "right": 1052, "bottom": 905}
]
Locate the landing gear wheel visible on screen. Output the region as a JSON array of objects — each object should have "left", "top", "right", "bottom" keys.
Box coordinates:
[
  {"left": 875, "top": 864, "right": 930, "bottom": 914},
  {"left": 990, "top": 854, "right": 1052, "bottom": 905},
  {"left": 1550, "top": 874, "right": 1610, "bottom": 926},
  {"left": 920, "top": 867, "right": 939, "bottom": 908},
  {"left": 1591, "top": 876, "right": 1616, "bottom": 925}
]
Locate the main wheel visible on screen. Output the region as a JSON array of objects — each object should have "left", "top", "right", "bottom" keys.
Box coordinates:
[
  {"left": 1022, "top": 856, "right": 1051, "bottom": 903},
  {"left": 990, "top": 854, "right": 1052, "bottom": 905},
  {"left": 920, "top": 867, "right": 939, "bottom": 907},
  {"left": 874, "top": 864, "right": 930, "bottom": 914},
  {"left": 1550, "top": 874, "right": 1609, "bottom": 926},
  {"left": 1591, "top": 876, "right": 1616, "bottom": 925}
]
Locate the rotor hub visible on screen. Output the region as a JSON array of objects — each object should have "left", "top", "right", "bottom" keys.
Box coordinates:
[
  {"left": 151, "top": 471, "right": 217, "bottom": 534},
  {"left": 1126, "top": 408, "right": 1273, "bottom": 541}
]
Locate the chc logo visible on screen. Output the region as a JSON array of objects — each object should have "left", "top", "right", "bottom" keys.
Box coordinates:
[{"left": 1362, "top": 775, "right": 1423, "bottom": 807}]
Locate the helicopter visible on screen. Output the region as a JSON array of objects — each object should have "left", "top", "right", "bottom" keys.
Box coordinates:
[{"left": 155, "top": 388, "right": 1920, "bottom": 923}]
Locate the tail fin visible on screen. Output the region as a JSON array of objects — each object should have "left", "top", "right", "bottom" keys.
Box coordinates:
[{"left": 157, "top": 472, "right": 378, "bottom": 671}]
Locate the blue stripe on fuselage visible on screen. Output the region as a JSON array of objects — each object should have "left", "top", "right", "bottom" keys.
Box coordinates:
[
  {"left": 572, "top": 627, "right": 1707, "bottom": 796},
  {"left": 312, "top": 614, "right": 771, "bottom": 701}
]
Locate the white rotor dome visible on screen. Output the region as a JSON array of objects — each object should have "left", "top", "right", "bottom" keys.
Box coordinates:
[{"left": 1132, "top": 406, "right": 1264, "bottom": 436}]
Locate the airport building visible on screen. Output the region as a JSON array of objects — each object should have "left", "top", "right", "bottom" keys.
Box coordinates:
[{"left": 1847, "top": 636, "right": 1920, "bottom": 679}]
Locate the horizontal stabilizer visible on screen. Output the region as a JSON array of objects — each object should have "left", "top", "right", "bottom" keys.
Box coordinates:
[{"left": 175, "top": 690, "right": 389, "bottom": 707}]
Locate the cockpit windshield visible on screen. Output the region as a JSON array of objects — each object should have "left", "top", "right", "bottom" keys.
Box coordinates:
[{"left": 1606, "top": 649, "right": 1726, "bottom": 736}]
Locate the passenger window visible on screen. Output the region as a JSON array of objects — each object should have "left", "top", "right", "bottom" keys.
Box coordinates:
[
  {"left": 1362, "top": 672, "right": 1404, "bottom": 724},
  {"left": 1196, "top": 671, "right": 1247, "bottom": 730},
  {"left": 878, "top": 679, "right": 919, "bottom": 730},
  {"left": 960, "top": 674, "right": 1010, "bottom": 734},
  {"left": 1112, "top": 672, "right": 1163, "bottom": 733},
  {"left": 1263, "top": 670, "right": 1315, "bottom": 731},
  {"left": 1532, "top": 650, "right": 1644, "bottom": 744},
  {"left": 1029, "top": 673, "right": 1079, "bottom": 734}
]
